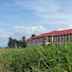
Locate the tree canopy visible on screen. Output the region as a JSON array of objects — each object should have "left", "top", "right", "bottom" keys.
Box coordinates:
[{"left": 8, "top": 36, "right": 27, "bottom": 48}]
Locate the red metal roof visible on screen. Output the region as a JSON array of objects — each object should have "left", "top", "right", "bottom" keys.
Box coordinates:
[
  {"left": 27, "top": 29, "right": 72, "bottom": 40},
  {"left": 27, "top": 35, "right": 40, "bottom": 40},
  {"left": 51, "top": 29, "right": 72, "bottom": 35}
]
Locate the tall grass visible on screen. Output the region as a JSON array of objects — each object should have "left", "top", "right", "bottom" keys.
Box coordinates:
[{"left": 0, "top": 43, "right": 72, "bottom": 72}]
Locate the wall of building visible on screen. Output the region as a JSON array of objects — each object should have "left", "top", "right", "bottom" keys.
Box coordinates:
[{"left": 27, "top": 33, "right": 72, "bottom": 46}]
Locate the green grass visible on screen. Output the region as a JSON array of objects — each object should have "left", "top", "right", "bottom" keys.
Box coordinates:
[{"left": 0, "top": 43, "right": 72, "bottom": 72}]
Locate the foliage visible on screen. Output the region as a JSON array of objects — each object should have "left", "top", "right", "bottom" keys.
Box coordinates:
[
  {"left": 8, "top": 36, "right": 27, "bottom": 48},
  {"left": 0, "top": 43, "right": 72, "bottom": 72},
  {"left": 31, "top": 34, "right": 36, "bottom": 37}
]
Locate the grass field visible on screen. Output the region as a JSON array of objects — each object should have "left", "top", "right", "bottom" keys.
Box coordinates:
[{"left": 0, "top": 43, "right": 72, "bottom": 72}]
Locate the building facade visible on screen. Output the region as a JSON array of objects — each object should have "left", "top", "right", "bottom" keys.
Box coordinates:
[{"left": 27, "top": 29, "right": 72, "bottom": 46}]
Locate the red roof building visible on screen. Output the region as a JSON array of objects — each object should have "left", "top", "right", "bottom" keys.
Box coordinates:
[{"left": 27, "top": 29, "right": 72, "bottom": 46}]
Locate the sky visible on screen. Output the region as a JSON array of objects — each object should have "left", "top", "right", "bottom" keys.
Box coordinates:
[{"left": 0, "top": 0, "right": 72, "bottom": 47}]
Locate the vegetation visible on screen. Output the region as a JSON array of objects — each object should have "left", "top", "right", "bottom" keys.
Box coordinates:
[
  {"left": 0, "top": 43, "right": 72, "bottom": 72},
  {"left": 8, "top": 36, "right": 27, "bottom": 48}
]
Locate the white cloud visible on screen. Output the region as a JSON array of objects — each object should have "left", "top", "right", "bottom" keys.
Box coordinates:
[
  {"left": 68, "top": 24, "right": 72, "bottom": 29},
  {"left": 16, "top": 0, "right": 59, "bottom": 14},
  {"left": 0, "top": 32, "right": 14, "bottom": 38},
  {"left": 16, "top": 0, "right": 72, "bottom": 25},
  {"left": 14, "top": 25, "right": 47, "bottom": 34},
  {"left": 45, "top": 20, "right": 72, "bottom": 25},
  {"left": 56, "top": 28, "right": 64, "bottom": 31},
  {"left": 56, "top": 24, "right": 72, "bottom": 31}
]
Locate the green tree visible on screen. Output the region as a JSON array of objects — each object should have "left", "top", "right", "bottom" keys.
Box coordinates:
[
  {"left": 8, "top": 36, "right": 27, "bottom": 48},
  {"left": 8, "top": 37, "right": 13, "bottom": 48},
  {"left": 16, "top": 40, "right": 21, "bottom": 48},
  {"left": 20, "top": 36, "right": 27, "bottom": 48},
  {"left": 32, "top": 34, "right": 35, "bottom": 37},
  {"left": 8, "top": 37, "right": 16, "bottom": 48}
]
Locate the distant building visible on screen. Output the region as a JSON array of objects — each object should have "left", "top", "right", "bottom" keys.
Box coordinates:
[{"left": 27, "top": 29, "right": 72, "bottom": 46}]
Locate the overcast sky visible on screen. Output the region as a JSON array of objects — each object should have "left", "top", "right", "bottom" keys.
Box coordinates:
[{"left": 0, "top": 0, "right": 72, "bottom": 47}]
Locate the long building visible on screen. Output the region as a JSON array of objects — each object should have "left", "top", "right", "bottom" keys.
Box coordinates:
[{"left": 27, "top": 29, "right": 72, "bottom": 46}]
